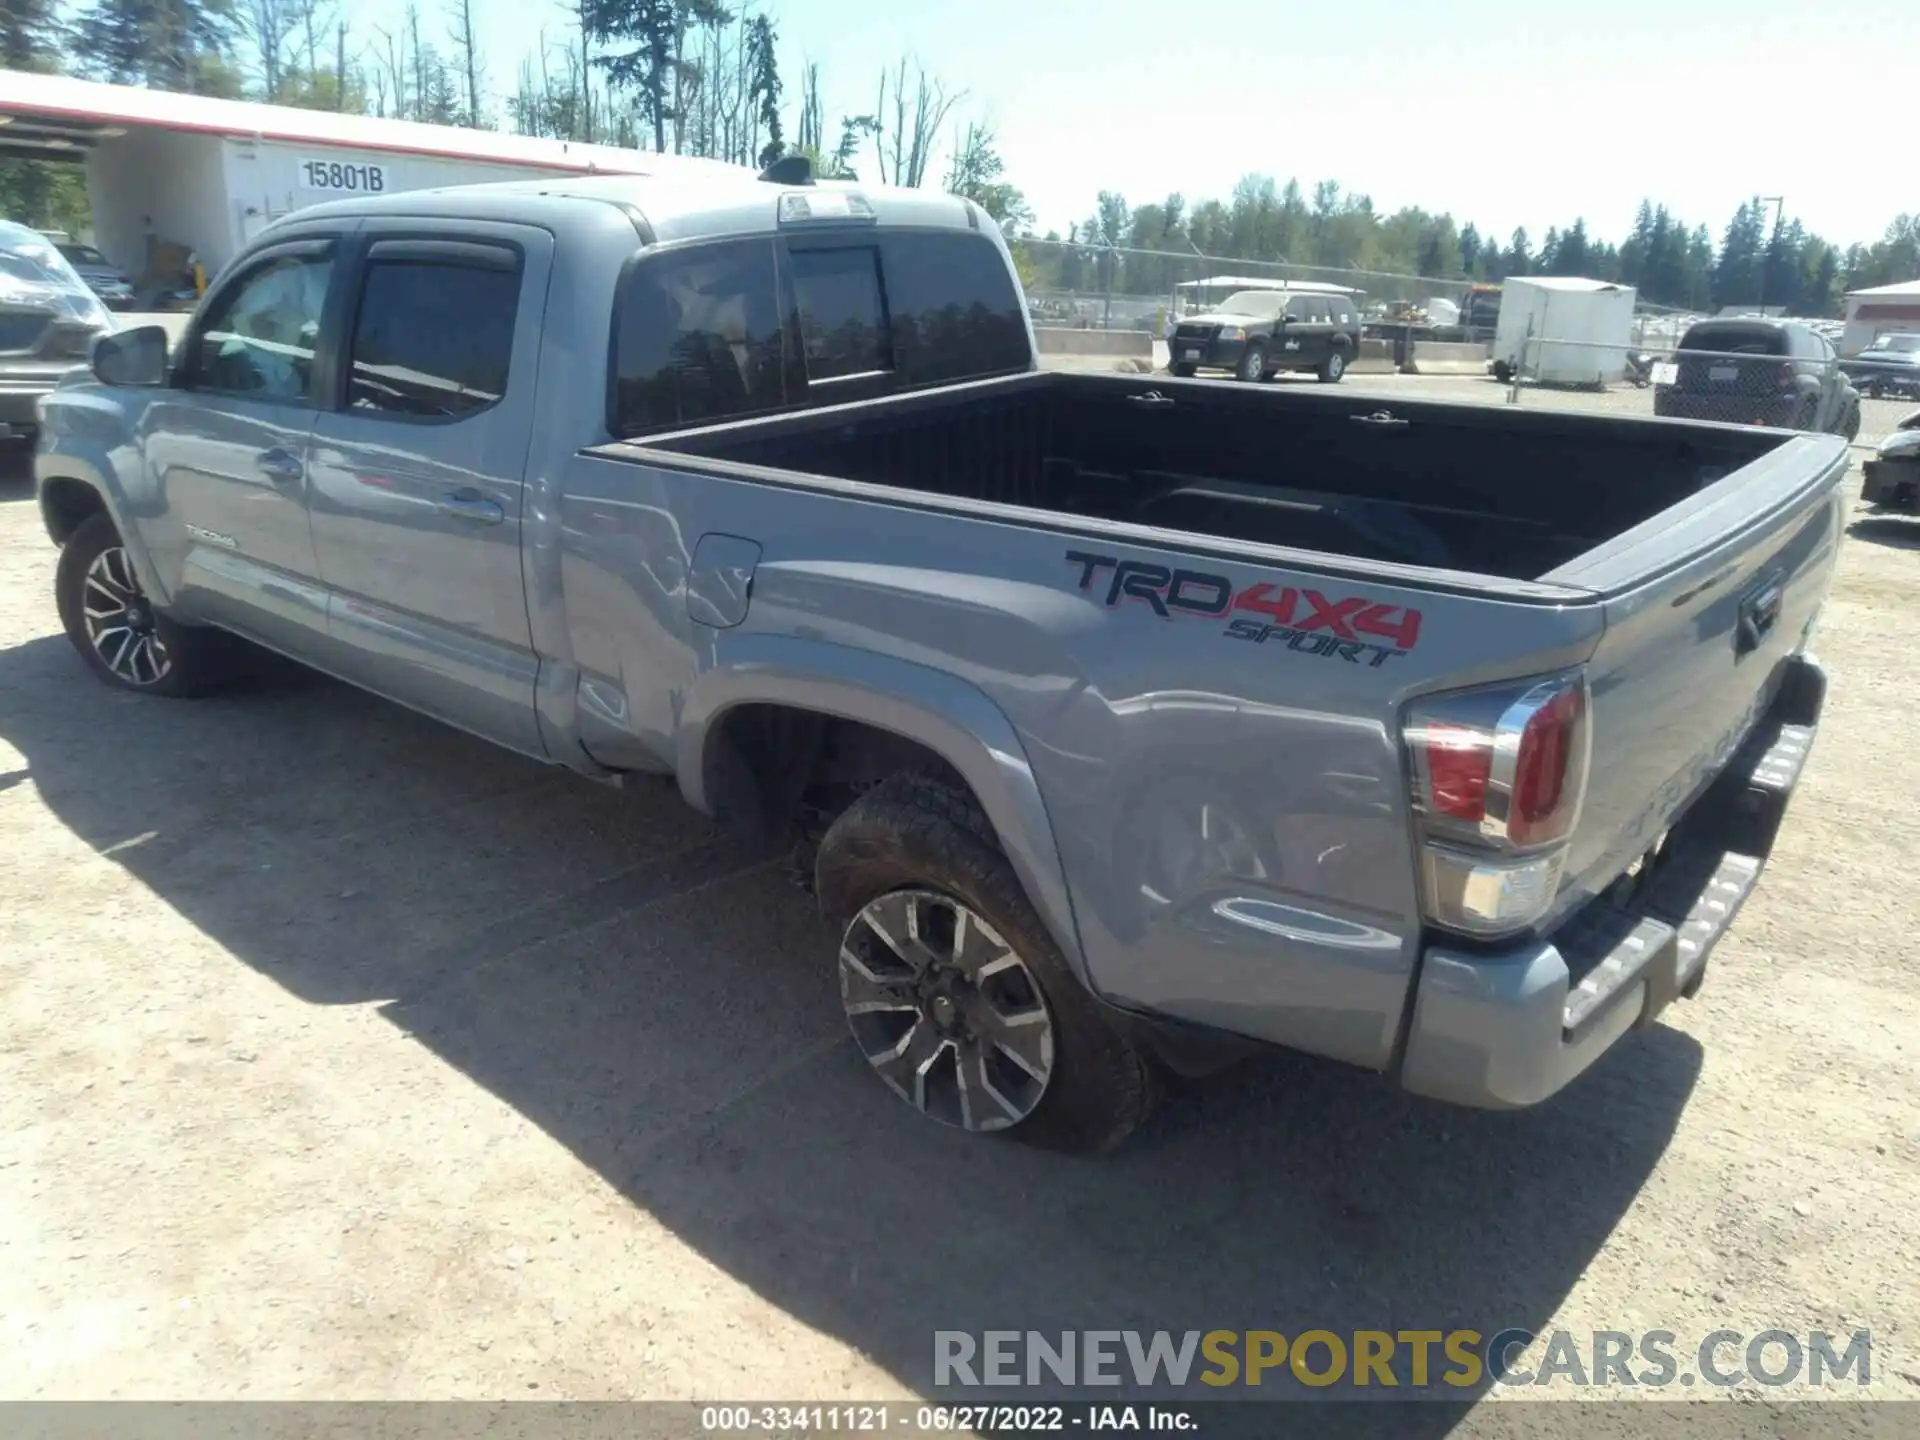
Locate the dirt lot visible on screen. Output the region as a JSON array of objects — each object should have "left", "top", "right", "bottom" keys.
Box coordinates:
[{"left": 1, "top": 426, "right": 1918, "bottom": 1418}]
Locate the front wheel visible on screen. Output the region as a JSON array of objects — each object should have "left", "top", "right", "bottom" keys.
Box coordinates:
[
  {"left": 1237, "top": 345, "right": 1267, "bottom": 383},
  {"left": 815, "top": 773, "right": 1156, "bottom": 1152},
  {"left": 1317, "top": 348, "right": 1348, "bottom": 384},
  {"left": 55, "top": 512, "right": 226, "bottom": 697}
]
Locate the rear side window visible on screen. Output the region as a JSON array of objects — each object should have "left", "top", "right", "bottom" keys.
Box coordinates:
[
  {"left": 789, "top": 246, "right": 887, "bottom": 381},
  {"left": 611, "top": 228, "right": 1028, "bottom": 436},
  {"left": 347, "top": 243, "right": 520, "bottom": 419},
  {"left": 877, "top": 232, "right": 1030, "bottom": 385},
  {"left": 613, "top": 238, "right": 787, "bottom": 434}
]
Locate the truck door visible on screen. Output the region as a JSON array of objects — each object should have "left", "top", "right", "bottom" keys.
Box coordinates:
[
  {"left": 304, "top": 222, "right": 552, "bottom": 757},
  {"left": 144, "top": 235, "right": 340, "bottom": 650},
  {"left": 1284, "top": 294, "right": 1329, "bottom": 370}
]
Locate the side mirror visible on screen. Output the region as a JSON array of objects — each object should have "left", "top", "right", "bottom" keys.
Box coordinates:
[{"left": 90, "top": 325, "right": 170, "bottom": 387}]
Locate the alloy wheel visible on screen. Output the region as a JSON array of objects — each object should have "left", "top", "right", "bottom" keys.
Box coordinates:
[
  {"left": 839, "top": 888, "right": 1056, "bottom": 1131},
  {"left": 82, "top": 546, "right": 172, "bottom": 687}
]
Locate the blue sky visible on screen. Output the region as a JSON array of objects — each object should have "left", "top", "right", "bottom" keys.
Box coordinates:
[{"left": 376, "top": 0, "right": 1913, "bottom": 248}]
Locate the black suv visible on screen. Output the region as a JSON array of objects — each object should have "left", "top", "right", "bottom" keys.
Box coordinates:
[
  {"left": 1169, "top": 288, "right": 1359, "bottom": 384},
  {"left": 1654, "top": 318, "right": 1861, "bottom": 438}
]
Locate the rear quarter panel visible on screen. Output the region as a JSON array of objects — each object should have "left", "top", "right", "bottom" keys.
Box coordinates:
[{"left": 579, "top": 453, "right": 1606, "bottom": 1071}]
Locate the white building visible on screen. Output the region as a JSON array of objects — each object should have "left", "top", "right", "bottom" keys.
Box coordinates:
[
  {"left": 1840, "top": 279, "right": 1920, "bottom": 357},
  {"left": 0, "top": 71, "right": 745, "bottom": 289}
]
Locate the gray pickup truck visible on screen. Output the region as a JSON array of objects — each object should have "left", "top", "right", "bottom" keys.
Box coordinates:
[{"left": 34, "top": 169, "right": 1846, "bottom": 1152}]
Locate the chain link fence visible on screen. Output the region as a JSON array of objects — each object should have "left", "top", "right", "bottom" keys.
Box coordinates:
[
  {"left": 1009, "top": 237, "right": 1483, "bottom": 338},
  {"left": 1491, "top": 333, "right": 1865, "bottom": 441}
]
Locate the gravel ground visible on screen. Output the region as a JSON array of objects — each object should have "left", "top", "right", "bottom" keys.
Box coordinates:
[{"left": 1, "top": 434, "right": 1917, "bottom": 1418}]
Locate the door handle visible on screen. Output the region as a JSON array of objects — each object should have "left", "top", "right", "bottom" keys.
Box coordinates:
[
  {"left": 257, "top": 447, "right": 305, "bottom": 485},
  {"left": 436, "top": 489, "right": 505, "bottom": 525}
]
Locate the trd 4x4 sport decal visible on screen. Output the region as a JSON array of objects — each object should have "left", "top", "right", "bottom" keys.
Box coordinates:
[{"left": 1063, "top": 550, "right": 1423, "bottom": 668}]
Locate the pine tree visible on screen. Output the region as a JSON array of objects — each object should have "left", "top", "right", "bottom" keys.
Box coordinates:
[
  {"left": 73, "top": 0, "right": 238, "bottom": 91},
  {"left": 2, "top": 0, "right": 63, "bottom": 70}
]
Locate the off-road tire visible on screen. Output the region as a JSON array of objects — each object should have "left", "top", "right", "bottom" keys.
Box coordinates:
[{"left": 815, "top": 772, "right": 1157, "bottom": 1152}]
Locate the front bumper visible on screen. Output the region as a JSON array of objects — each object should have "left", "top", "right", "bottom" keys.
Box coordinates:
[
  {"left": 1400, "top": 654, "right": 1824, "bottom": 1109},
  {"left": 0, "top": 364, "right": 80, "bottom": 438},
  {"left": 1171, "top": 335, "right": 1250, "bottom": 369}
]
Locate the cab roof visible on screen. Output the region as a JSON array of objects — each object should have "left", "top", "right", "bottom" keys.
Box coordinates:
[{"left": 291, "top": 172, "right": 984, "bottom": 247}]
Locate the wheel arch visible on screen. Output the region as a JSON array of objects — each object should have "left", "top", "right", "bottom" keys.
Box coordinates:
[
  {"left": 677, "top": 633, "right": 1092, "bottom": 987},
  {"left": 38, "top": 473, "right": 109, "bottom": 548}
]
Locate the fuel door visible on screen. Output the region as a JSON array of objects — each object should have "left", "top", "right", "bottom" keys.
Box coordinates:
[{"left": 686, "top": 533, "right": 763, "bottom": 629}]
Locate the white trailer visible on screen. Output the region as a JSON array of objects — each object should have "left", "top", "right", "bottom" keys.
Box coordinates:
[
  {"left": 1491, "top": 276, "right": 1637, "bottom": 387},
  {"left": 0, "top": 72, "right": 745, "bottom": 295}
]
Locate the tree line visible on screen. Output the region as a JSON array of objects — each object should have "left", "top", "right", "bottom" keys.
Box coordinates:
[
  {"left": 0, "top": 0, "right": 1031, "bottom": 238},
  {"left": 3, "top": 0, "right": 1916, "bottom": 314},
  {"left": 1039, "top": 182, "right": 1918, "bottom": 316}
]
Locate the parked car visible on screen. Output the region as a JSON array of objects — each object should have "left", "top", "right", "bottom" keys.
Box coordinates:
[
  {"left": 1654, "top": 318, "right": 1861, "bottom": 439},
  {"left": 35, "top": 169, "right": 1845, "bottom": 1151},
  {"left": 1169, "top": 287, "right": 1359, "bottom": 383},
  {"left": 1859, "top": 408, "right": 1920, "bottom": 511},
  {"left": 1842, "top": 333, "right": 1920, "bottom": 401},
  {"left": 55, "top": 242, "right": 136, "bottom": 310},
  {"left": 0, "top": 220, "right": 117, "bottom": 447}
]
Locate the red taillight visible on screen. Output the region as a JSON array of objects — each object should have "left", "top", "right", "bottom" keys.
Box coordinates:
[
  {"left": 1509, "top": 684, "right": 1582, "bottom": 845},
  {"left": 1423, "top": 724, "right": 1492, "bottom": 821},
  {"left": 1404, "top": 672, "right": 1591, "bottom": 936}
]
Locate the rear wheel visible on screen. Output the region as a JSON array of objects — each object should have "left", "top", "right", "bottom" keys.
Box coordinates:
[
  {"left": 815, "top": 773, "right": 1156, "bottom": 1152},
  {"left": 1237, "top": 345, "right": 1267, "bottom": 383},
  {"left": 1492, "top": 360, "right": 1513, "bottom": 384},
  {"left": 1317, "top": 347, "right": 1348, "bottom": 384},
  {"left": 1170, "top": 362, "right": 1197, "bottom": 378},
  {"left": 56, "top": 512, "right": 226, "bottom": 697}
]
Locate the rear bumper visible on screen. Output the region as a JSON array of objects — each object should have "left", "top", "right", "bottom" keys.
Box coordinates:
[
  {"left": 1654, "top": 389, "right": 1803, "bottom": 427},
  {"left": 1400, "top": 653, "right": 1825, "bottom": 1109},
  {"left": 1862, "top": 458, "right": 1920, "bottom": 508}
]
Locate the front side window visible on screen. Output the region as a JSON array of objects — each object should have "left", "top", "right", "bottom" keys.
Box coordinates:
[
  {"left": 347, "top": 247, "right": 520, "bottom": 419},
  {"left": 613, "top": 238, "right": 786, "bottom": 435},
  {"left": 789, "top": 246, "right": 888, "bottom": 381},
  {"left": 193, "top": 252, "right": 334, "bottom": 402}
]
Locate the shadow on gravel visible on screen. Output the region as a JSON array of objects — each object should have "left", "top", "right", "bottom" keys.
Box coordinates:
[
  {"left": 1848, "top": 516, "right": 1920, "bottom": 551},
  {"left": 1, "top": 446, "right": 34, "bottom": 499},
  {"left": 0, "top": 629, "right": 1703, "bottom": 1431}
]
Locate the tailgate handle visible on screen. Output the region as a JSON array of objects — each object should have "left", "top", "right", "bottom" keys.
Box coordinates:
[
  {"left": 1349, "top": 410, "right": 1409, "bottom": 429},
  {"left": 1736, "top": 576, "right": 1784, "bottom": 655},
  {"left": 1128, "top": 390, "right": 1175, "bottom": 409}
]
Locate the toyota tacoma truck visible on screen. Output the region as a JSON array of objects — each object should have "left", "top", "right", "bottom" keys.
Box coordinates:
[{"left": 34, "top": 166, "right": 1845, "bottom": 1152}]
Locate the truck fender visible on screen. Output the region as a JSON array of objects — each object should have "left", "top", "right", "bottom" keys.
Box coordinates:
[
  {"left": 35, "top": 448, "right": 170, "bottom": 605},
  {"left": 676, "top": 632, "right": 1092, "bottom": 988}
]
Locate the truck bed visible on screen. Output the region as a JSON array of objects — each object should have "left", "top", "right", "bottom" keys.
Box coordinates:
[{"left": 646, "top": 371, "right": 1787, "bottom": 582}]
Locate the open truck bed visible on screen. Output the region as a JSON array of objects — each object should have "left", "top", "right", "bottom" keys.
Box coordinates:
[{"left": 644, "top": 371, "right": 1795, "bottom": 582}]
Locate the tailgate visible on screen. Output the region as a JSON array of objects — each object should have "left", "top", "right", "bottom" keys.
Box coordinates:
[{"left": 1542, "top": 433, "right": 1848, "bottom": 920}]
